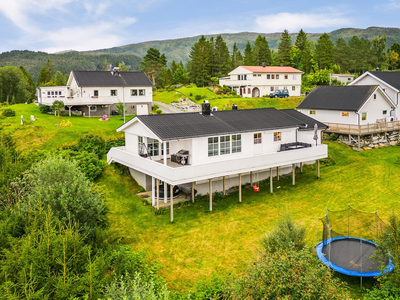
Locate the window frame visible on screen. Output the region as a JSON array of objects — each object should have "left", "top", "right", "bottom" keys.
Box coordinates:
[
  {"left": 274, "top": 132, "right": 281, "bottom": 142},
  {"left": 111, "top": 89, "right": 118, "bottom": 96},
  {"left": 254, "top": 132, "right": 262, "bottom": 144},
  {"left": 139, "top": 89, "right": 145, "bottom": 96},
  {"left": 131, "top": 89, "right": 138, "bottom": 96},
  {"left": 208, "top": 137, "right": 219, "bottom": 157},
  {"left": 232, "top": 134, "right": 241, "bottom": 153},
  {"left": 309, "top": 110, "right": 316, "bottom": 115},
  {"left": 220, "top": 135, "right": 231, "bottom": 155},
  {"left": 362, "top": 112, "right": 367, "bottom": 121},
  {"left": 341, "top": 112, "right": 350, "bottom": 117},
  {"left": 147, "top": 138, "right": 159, "bottom": 156}
]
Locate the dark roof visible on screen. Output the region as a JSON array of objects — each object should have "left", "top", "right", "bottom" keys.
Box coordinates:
[
  {"left": 281, "top": 109, "right": 328, "bottom": 131},
  {"left": 72, "top": 71, "right": 153, "bottom": 87},
  {"left": 368, "top": 71, "right": 400, "bottom": 90},
  {"left": 297, "top": 85, "right": 378, "bottom": 111},
  {"left": 133, "top": 108, "right": 313, "bottom": 141}
]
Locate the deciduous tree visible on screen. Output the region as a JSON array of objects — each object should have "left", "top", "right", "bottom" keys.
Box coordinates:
[{"left": 0, "top": 66, "right": 28, "bottom": 104}]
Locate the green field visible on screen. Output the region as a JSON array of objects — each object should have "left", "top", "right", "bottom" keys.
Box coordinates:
[{"left": 2, "top": 100, "right": 398, "bottom": 298}]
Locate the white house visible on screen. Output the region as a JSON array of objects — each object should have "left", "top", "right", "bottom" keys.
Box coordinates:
[
  {"left": 36, "top": 68, "right": 154, "bottom": 117},
  {"left": 219, "top": 66, "right": 303, "bottom": 98},
  {"left": 297, "top": 85, "right": 396, "bottom": 126},
  {"left": 349, "top": 71, "right": 400, "bottom": 115},
  {"left": 331, "top": 74, "right": 354, "bottom": 85},
  {"left": 107, "top": 103, "right": 328, "bottom": 219}
]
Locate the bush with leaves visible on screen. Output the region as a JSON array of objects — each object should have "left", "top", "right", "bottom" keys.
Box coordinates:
[
  {"left": 51, "top": 100, "right": 65, "bottom": 117},
  {"left": 2, "top": 108, "right": 15, "bottom": 117},
  {"left": 39, "top": 104, "right": 50, "bottom": 114},
  {"left": 260, "top": 215, "right": 306, "bottom": 254},
  {"left": 106, "top": 136, "right": 125, "bottom": 153},
  {"left": 77, "top": 133, "right": 106, "bottom": 158},
  {"left": 11, "top": 155, "right": 108, "bottom": 241}
]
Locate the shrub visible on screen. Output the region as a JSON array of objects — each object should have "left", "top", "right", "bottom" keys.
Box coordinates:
[
  {"left": 228, "top": 247, "right": 350, "bottom": 299},
  {"left": 152, "top": 104, "right": 159, "bottom": 111},
  {"left": 189, "top": 93, "right": 193, "bottom": 96},
  {"left": 77, "top": 133, "right": 106, "bottom": 157},
  {"left": 106, "top": 136, "right": 125, "bottom": 152},
  {"left": 330, "top": 133, "right": 339, "bottom": 141},
  {"left": 39, "top": 104, "right": 50, "bottom": 114},
  {"left": 2, "top": 108, "right": 16, "bottom": 117},
  {"left": 195, "top": 95, "right": 202, "bottom": 101},
  {"left": 156, "top": 109, "right": 162, "bottom": 114},
  {"left": 11, "top": 156, "right": 108, "bottom": 240},
  {"left": 51, "top": 100, "right": 65, "bottom": 117},
  {"left": 260, "top": 215, "right": 306, "bottom": 254}
]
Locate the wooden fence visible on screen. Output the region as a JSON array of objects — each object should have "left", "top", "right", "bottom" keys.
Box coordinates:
[{"left": 324, "top": 121, "right": 400, "bottom": 135}]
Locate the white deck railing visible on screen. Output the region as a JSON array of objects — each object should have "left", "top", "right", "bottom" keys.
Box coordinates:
[{"left": 107, "top": 144, "right": 328, "bottom": 185}]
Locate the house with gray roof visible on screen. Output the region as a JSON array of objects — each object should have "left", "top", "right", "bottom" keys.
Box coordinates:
[
  {"left": 297, "top": 85, "right": 396, "bottom": 126},
  {"left": 36, "top": 68, "right": 154, "bottom": 117},
  {"left": 107, "top": 104, "right": 328, "bottom": 219}
]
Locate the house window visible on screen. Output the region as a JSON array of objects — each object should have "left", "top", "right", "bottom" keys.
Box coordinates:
[
  {"left": 147, "top": 138, "right": 159, "bottom": 156},
  {"left": 284, "top": 74, "right": 288, "bottom": 79},
  {"left": 93, "top": 90, "right": 98, "bottom": 97},
  {"left": 47, "top": 91, "right": 50, "bottom": 95},
  {"left": 232, "top": 134, "right": 241, "bottom": 153},
  {"left": 253, "top": 74, "right": 257, "bottom": 77},
  {"left": 292, "top": 86, "right": 296, "bottom": 91},
  {"left": 373, "top": 94, "right": 376, "bottom": 100},
  {"left": 161, "top": 142, "right": 170, "bottom": 155},
  {"left": 89, "top": 106, "right": 97, "bottom": 112},
  {"left": 270, "top": 87, "right": 274, "bottom": 91},
  {"left": 274, "top": 132, "right": 281, "bottom": 142},
  {"left": 220, "top": 135, "right": 230, "bottom": 155},
  {"left": 51, "top": 91, "right": 54, "bottom": 95},
  {"left": 383, "top": 110, "right": 387, "bottom": 115},
  {"left": 276, "top": 74, "right": 279, "bottom": 79},
  {"left": 254, "top": 133, "right": 262, "bottom": 144},
  {"left": 111, "top": 90, "right": 117, "bottom": 96},
  {"left": 310, "top": 110, "right": 316, "bottom": 115},
  {"left": 237, "top": 75, "right": 240, "bottom": 80},
  {"left": 131, "top": 89, "right": 138, "bottom": 96},
  {"left": 362, "top": 112, "right": 367, "bottom": 121},
  {"left": 258, "top": 74, "right": 261, "bottom": 76},
  {"left": 267, "top": 74, "right": 271, "bottom": 79},
  {"left": 243, "top": 88, "right": 246, "bottom": 94},
  {"left": 244, "top": 75, "right": 247, "bottom": 80},
  {"left": 341, "top": 112, "right": 349, "bottom": 117},
  {"left": 139, "top": 89, "right": 145, "bottom": 96},
  {"left": 138, "top": 136, "right": 143, "bottom": 154},
  {"left": 272, "top": 74, "right": 275, "bottom": 79},
  {"left": 348, "top": 78, "right": 351, "bottom": 81},
  {"left": 293, "top": 75, "right": 297, "bottom": 80},
  {"left": 208, "top": 137, "right": 219, "bottom": 157}
]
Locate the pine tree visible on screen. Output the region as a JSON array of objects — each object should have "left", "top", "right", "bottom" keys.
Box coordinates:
[
  {"left": 278, "top": 30, "right": 292, "bottom": 66},
  {"left": 19, "top": 66, "right": 35, "bottom": 102},
  {"left": 371, "top": 35, "right": 387, "bottom": 70},
  {"left": 253, "top": 35, "right": 272, "bottom": 66},
  {"left": 212, "top": 35, "right": 231, "bottom": 77},
  {"left": 54, "top": 71, "right": 66, "bottom": 86},
  {"left": 300, "top": 42, "right": 313, "bottom": 73},
  {"left": 140, "top": 47, "right": 167, "bottom": 86},
  {"left": 314, "top": 33, "right": 334, "bottom": 70},
  {"left": 36, "top": 60, "right": 54, "bottom": 86},
  {"left": 295, "top": 29, "right": 308, "bottom": 52},
  {"left": 188, "top": 35, "right": 212, "bottom": 86},
  {"left": 173, "top": 64, "right": 188, "bottom": 84},
  {"left": 334, "top": 38, "right": 350, "bottom": 72},
  {"left": 243, "top": 41, "right": 254, "bottom": 65},
  {"left": 231, "top": 42, "right": 243, "bottom": 69}
]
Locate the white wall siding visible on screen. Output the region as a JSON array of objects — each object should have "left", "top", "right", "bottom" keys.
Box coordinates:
[{"left": 299, "top": 109, "right": 359, "bottom": 125}]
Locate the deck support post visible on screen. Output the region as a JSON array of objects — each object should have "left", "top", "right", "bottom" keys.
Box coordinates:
[
  {"left": 67, "top": 105, "right": 72, "bottom": 117},
  {"left": 164, "top": 182, "right": 167, "bottom": 204},
  {"left": 300, "top": 162, "right": 303, "bottom": 173},
  {"left": 317, "top": 159, "right": 320, "bottom": 179},
  {"left": 358, "top": 135, "right": 361, "bottom": 151},
  {"left": 239, "top": 173, "right": 242, "bottom": 202},
  {"left": 292, "top": 164, "right": 296, "bottom": 186},
  {"left": 191, "top": 182, "right": 195, "bottom": 203},
  {"left": 151, "top": 177, "right": 155, "bottom": 206},
  {"left": 170, "top": 185, "right": 174, "bottom": 222},
  {"left": 277, "top": 166, "right": 280, "bottom": 181},
  {"left": 250, "top": 172, "right": 253, "bottom": 187},
  {"left": 270, "top": 168, "right": 273, "bottom": 194},
  {"left": 209, "top": 179, "right": 212, "bottom": 211},
  {"left": 223, "top": 176, "right": 226, "bottom": 195},
  {"left": 156, "top": 179, "right": 160, "bottom": 210}
]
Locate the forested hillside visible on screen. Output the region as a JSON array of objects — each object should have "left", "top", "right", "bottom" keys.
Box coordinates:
[{"left": 0, "top": 51, "right": 142, "bottom": 81}]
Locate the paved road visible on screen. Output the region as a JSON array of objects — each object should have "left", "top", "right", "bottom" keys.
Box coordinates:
[{"left": 153, "top": 101, "right": 182, "bottom": 114}]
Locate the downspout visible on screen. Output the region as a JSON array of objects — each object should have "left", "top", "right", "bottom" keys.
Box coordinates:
[{"left": 355, "top": 111, "right": 360, "bottom": 126}]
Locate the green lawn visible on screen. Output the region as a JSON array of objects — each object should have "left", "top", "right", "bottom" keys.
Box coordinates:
[
  {"left": 3, "top": 101, "right": 398, "bottom": 298},
  {"left": 99, "top": 141, "right": 400, "bottom": 296},
  {"left": 0, "top": 104, "right": 133, "bottom": 151}
]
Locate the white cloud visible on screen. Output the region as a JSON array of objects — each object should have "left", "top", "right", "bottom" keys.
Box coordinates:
[{"left": 255, "top": 12, "right": 352, "bottom": 33}]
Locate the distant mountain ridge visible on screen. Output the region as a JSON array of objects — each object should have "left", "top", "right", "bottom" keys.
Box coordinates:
[{"left": 1, "top": 27, "right": 400, "bottom": 80}]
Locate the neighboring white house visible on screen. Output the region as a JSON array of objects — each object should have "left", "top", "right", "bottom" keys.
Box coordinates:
[
  {"left": 36, "top": 68, "right": 154, "bottom": 117},
  {"left": 331, "top": 74, "right": 354, "bottom": 85},
  {"left": 297, "top": 85, "right": 396, "bottom": 125},
  {"left": 349, "top": 71, "right": 400, "bottom": 111},
  {"left": 107, "top": 104, "right": 328, "bottom": 217},
  {"left": 219, "top": 66, "right": 303, "bottom": 98}
]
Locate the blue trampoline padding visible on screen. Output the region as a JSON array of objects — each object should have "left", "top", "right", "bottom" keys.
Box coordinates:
[{"left": 316, "top": 236, "right": 395, "bottom": 277}]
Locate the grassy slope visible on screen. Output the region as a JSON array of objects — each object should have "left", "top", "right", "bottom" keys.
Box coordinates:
[{"left": 3, "top": 98, "right": 399, "bottom": 297}]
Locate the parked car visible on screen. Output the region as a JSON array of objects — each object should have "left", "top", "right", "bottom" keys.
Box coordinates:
[
  {"left": 269, "top": 89, "right": 289, "bottom": 98},
  {"left": 155, "top": 184, "right": 180, "bottom": 199}
]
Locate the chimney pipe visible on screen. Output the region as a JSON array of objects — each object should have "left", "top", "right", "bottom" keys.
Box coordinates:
[
  {"left": 232, "top": 104, "right": 238, "bottom": 110},
  {"left": 262, "top": 62, "right": 266, "bottom": 67},
  {"left": 376, "top": 67, "right": 380, "bottom": 72},
  {"left": 202, "top": 100, "right": 211, "bottom": 116}
]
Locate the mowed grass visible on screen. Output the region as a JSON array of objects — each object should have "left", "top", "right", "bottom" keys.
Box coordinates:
[
  {"left": 99, "top": 141, "right": 400, "bottom": 294},
  {"left": 0, "top": 104, "right": 133, "bottom": 151}
]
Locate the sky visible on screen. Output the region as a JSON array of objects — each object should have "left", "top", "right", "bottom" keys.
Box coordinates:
[{"left": 0, "top": 0, "right": 399, "bottom": 53}]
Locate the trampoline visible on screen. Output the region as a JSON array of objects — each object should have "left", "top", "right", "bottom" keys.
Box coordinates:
[
  {"left": 316, "top": 206, "right": 395, "bottom": 277},
  {"left": 316, "top": 237, "right": 394, "bottom": 277}
]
